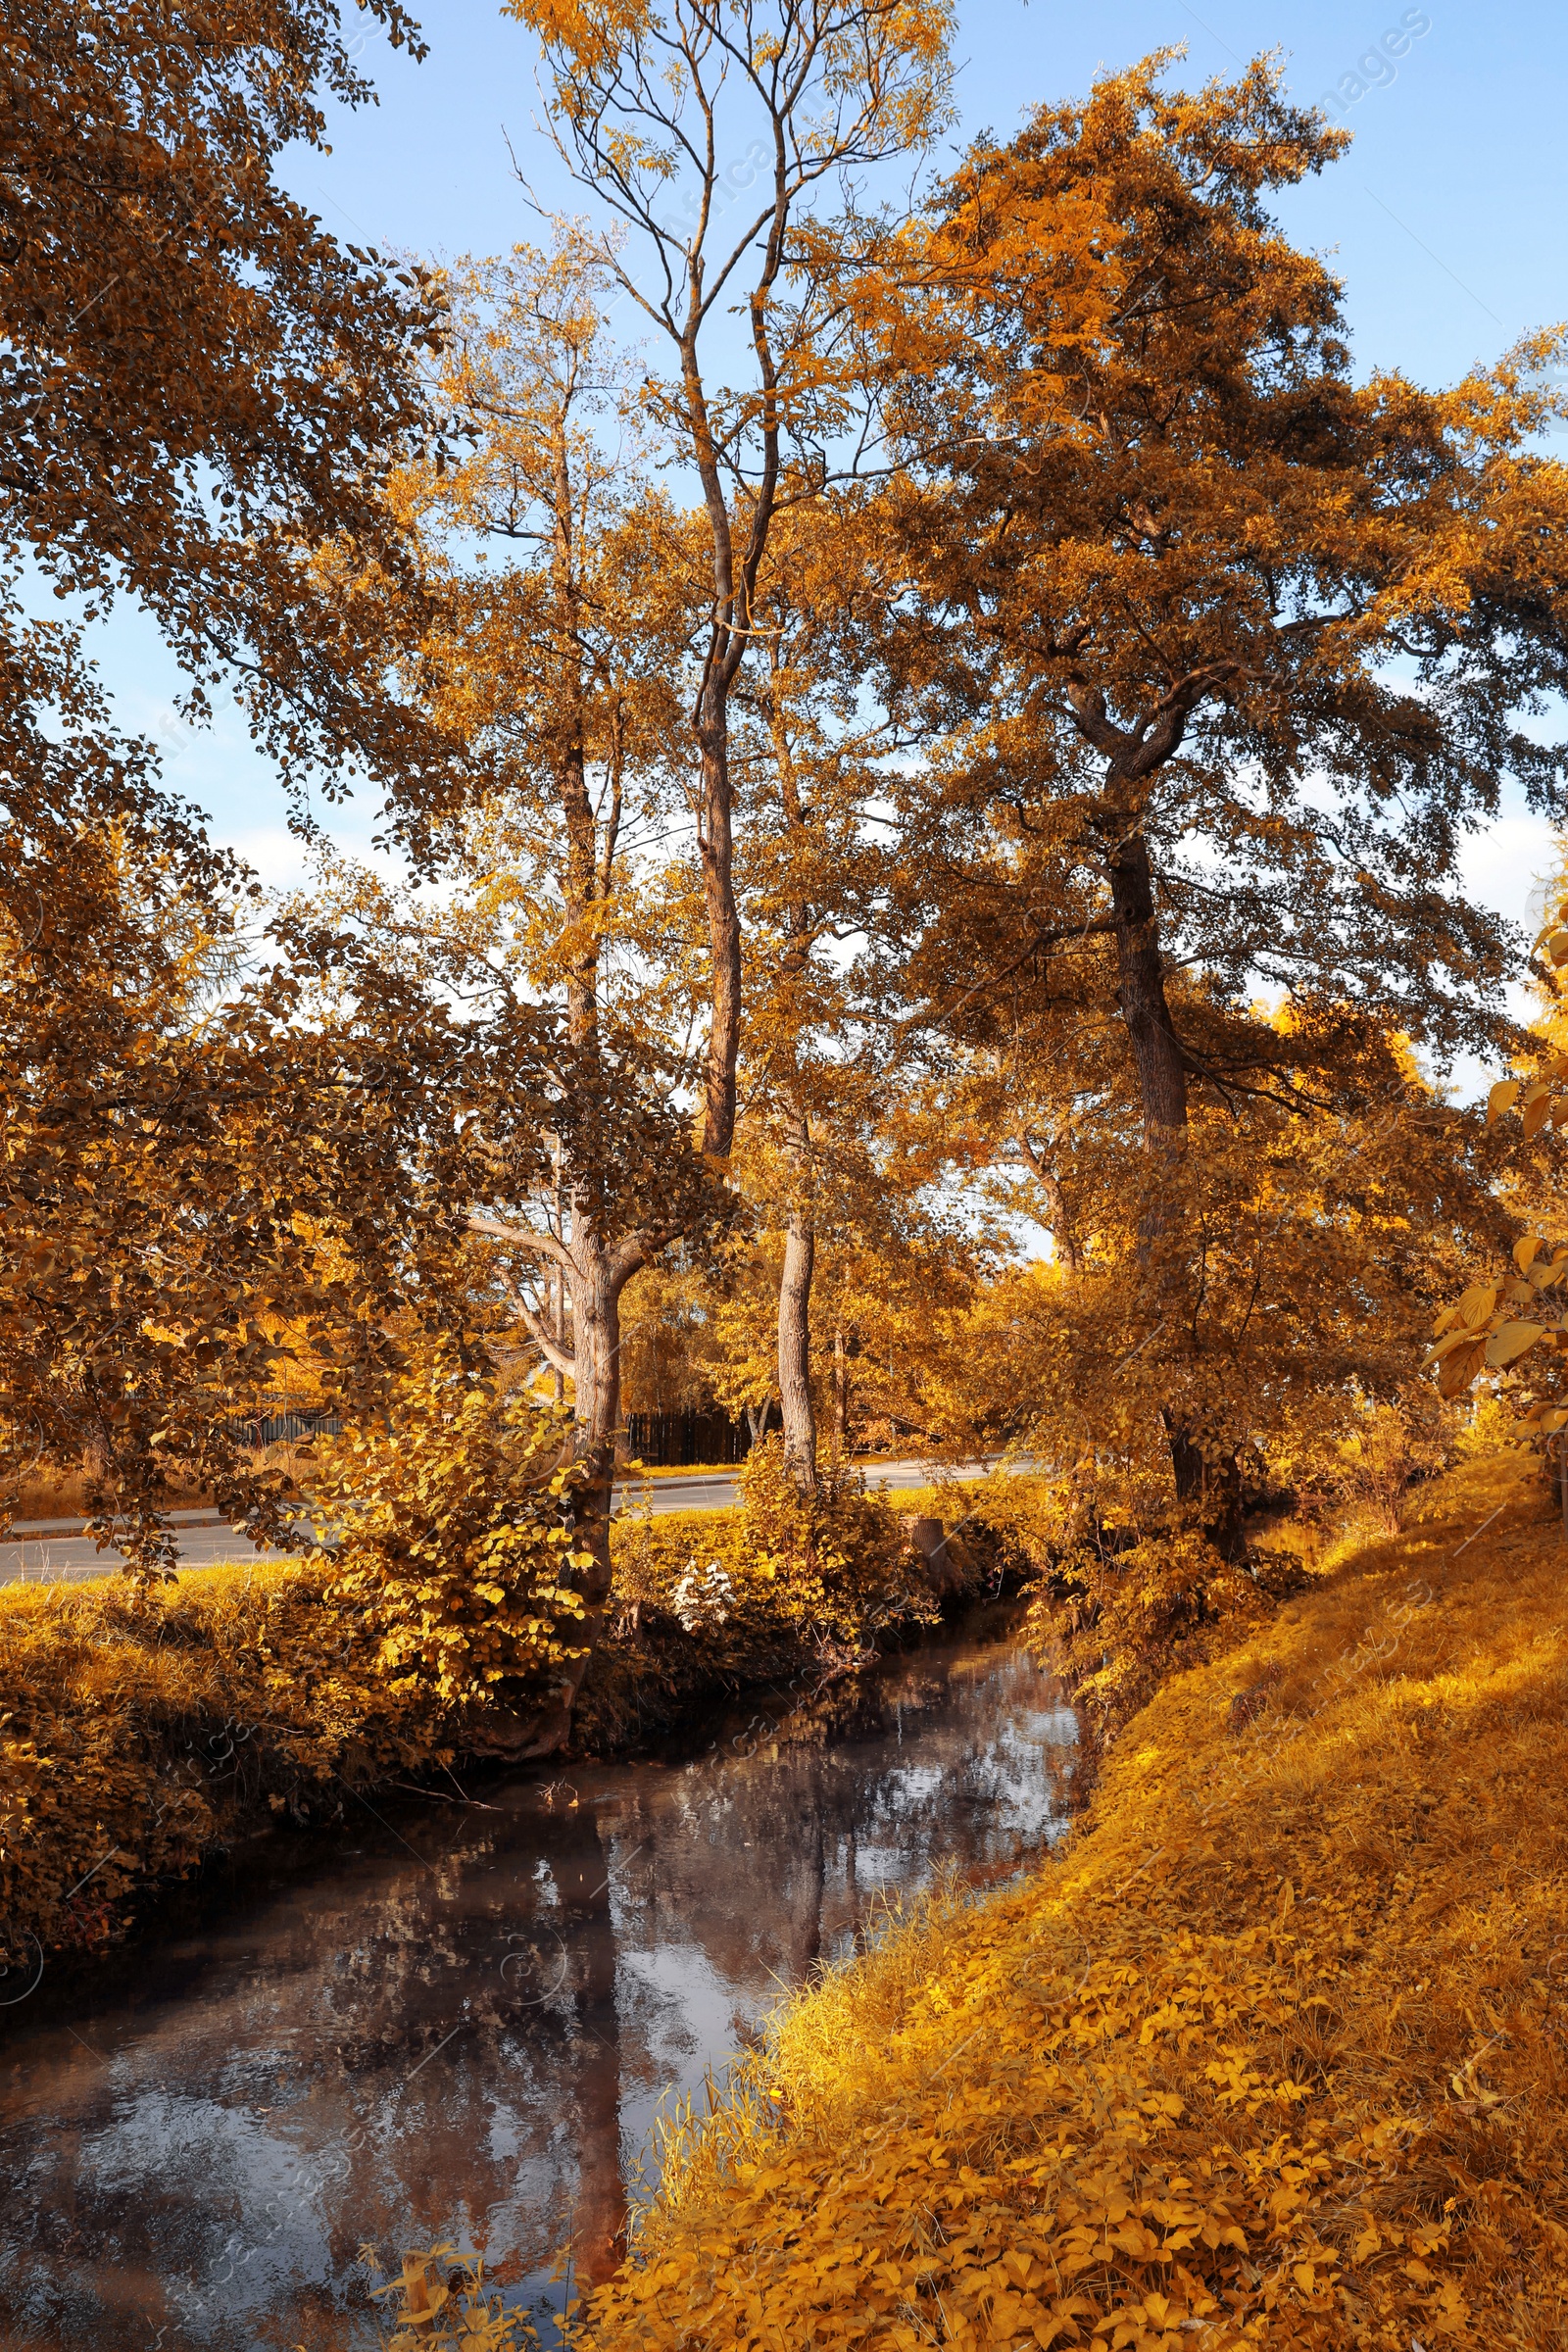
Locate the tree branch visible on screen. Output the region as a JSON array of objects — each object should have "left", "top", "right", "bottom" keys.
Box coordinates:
[{"left": 471, "top": 1213, "right": 571, "bottom": 1269}]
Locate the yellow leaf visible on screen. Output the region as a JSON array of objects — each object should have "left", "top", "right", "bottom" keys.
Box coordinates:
[
  {"left": 1488, "top": 1079, "right": 1521, "bottom": 1124},
  {"left": 1515, "top": 1234, "right": 1543, "bottom": 1275},
  {"left": 1455, "top": 1283, "right": 1496, "bottom": 1330},
  {"left": 1437, "top": 1339, "right": 1489, "bottom": 1397},
  {"left": 1485, "top": 1320, "right": 1544, "bottom": 1367},
  {"left": 1421, "top": 1329, "right": 1480, "bottom": 1369}
]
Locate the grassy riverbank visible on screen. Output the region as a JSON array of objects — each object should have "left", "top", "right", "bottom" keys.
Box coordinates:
[
  {"left": 0, "top": 1557, "right": 457, "bottom": 1966},
  {"left": 567, "top": 1453, "right": 1568, "bottom": 2352}
]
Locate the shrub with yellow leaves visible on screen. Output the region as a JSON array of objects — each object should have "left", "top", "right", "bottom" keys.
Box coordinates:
[
  {"left": 0, "top": 1554, "right": 456, "bottom": 1967},
  {"left": 317, "top": 1352, "right": 592, "bottom": 1709},
  {"left": 0, "top": 1432, "right": 956, "bottom": 1961},
  {"left": 607, "top": 1439, "right": 941, "bottom": 1685},
  {"left": 934, "top": 1470, "right": 1310, "bottom": 1737},
  {"left": 1427, "top": 1023, "right": 1568, "bottom": 1441}
]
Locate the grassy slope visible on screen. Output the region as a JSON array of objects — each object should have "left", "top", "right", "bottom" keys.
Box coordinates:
[{"left": 578, "top": 1456, "right": 1568, "bottom": 2352}]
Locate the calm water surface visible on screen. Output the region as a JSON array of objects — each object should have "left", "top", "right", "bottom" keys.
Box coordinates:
[{"left": 0, "top": 1607, "right": 1077, "bottom": 2350}]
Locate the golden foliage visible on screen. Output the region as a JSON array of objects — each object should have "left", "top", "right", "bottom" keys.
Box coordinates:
[
  {"left": 318, "top": 1351, "right": 592, "bottom": 1707},
  {"left": 892, "top": 1066, "right": 1496, "bottom": 1729},
  {"left": 0, "top": 0, "right": 474, "bottom": 1578},
  {"left": 2, "top": 0, "right": 447, "bottom": 790},
  {"left": 574, "top": 1454, "right": 1568, "bottom": 2351},
  {"left": 610, "top": 1440, "right": 941, "bottom": 1676},
  {"left": 0, "top": 1457, "right": 951, "bottom": 1962},
  {"left": 1428, "top": 958, "right": 1568, "bottom": 1435},
  {"left": 0, "top": 1556, "right": 456, "bottom": 1968},
  {"left": 369, "top": 2245, "right": 537, "bottom": 2351}
]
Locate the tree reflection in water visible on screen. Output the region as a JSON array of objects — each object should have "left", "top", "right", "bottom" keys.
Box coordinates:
[{"left": 0, "top": 1604, "right": 1077, "bottom": 2348}]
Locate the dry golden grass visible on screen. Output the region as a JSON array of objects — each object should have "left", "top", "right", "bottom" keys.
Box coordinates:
[
  {"left": 5, "top": 1466, "right": 208, "bottom": 1522},
  {"left": 574, "top": 1453, "right": 1568, "bottom": 2351},
  {"left": 3, "top": 1439, "right": 313, "bottom": 1526}
]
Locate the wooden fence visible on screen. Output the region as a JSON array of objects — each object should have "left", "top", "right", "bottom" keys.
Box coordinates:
[{"left": 622, "top": 1409, "right": 754, "bottom": 1467}]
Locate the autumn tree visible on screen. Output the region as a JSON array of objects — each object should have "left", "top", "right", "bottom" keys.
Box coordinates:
[
  {"left": 724, "top": 490, "right": 906, "bottom": 1487},
  {"left": 507, "top": 0, "right": 955, "bottom": 1156},
  {"left": 327, "top": 237, "right": 734, "bottom": 1747},
  {"left": 858, "top": 53, "right": 1568, "bottom": 1531},
  {"left": 689, "top": 1146, "right": 992, "bottom": 1456},
  {"left": 0, "top": 642, "right": 480, "bottom": 1572},
  {"left": 1424, "top": 884, "right": 1568, "bottom": 1473},
  {"left": 1, "top": 0, "right": 454, "bottom": 798},
  {"left": 0, "top": 0, "right": 479, "bottom": 1553},
  {"left": 920, "top": 1013, "right": 1509, "bottom": 1716},
  {"left": 932, "top": 1004, "right": 1507, "bottom": 1461}
]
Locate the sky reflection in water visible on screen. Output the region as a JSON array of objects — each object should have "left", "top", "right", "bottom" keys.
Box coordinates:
[{"left": 0, "top": 1606, "right": 1077, "bottom": 2350}]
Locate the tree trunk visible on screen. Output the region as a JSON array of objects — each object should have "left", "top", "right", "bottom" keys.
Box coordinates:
[
  {"left": 552, "top": 1266, "right": 565, "bottom": 1407},
  {"left": 831, "top": 1327, "right": 851, "bottom": 1455},
  {"left": 1102, "top": 813, "right": 1249, "bottom": 1538},
  {"left": 81, "top": 1424, "right": 113, "bottom": 1492},
  {"left": 697, "top": 710, "right": 741, "bottom": 1159},
  {"left": 778, "top": 1208, "right": 817, "bottom": 1495},
  {"left": 1030, "top": 1163, "right": 1083, "bottom": 1274},
  {"left": 510, "top": 1221, "right": 625, "bottom": 1759},
  {"left": 1105, "top": 822, "right": 1189, "bottom": 1142},
  {"left": 1165, "top": 1412, "right": 1247, "bottom": 1560}
]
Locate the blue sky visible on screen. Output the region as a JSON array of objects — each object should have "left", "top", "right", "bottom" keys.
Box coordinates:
[{"left": 94, "top": 1, "right": 1568, "bottom": 985}]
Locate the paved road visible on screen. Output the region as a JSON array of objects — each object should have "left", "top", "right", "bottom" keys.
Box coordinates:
[
  {"left": 618, "top": 1456, "right": 1000, "bottom": 1515},
  {"left": 0, "top": 1458, "right": 1005, "bottom": 1587}
]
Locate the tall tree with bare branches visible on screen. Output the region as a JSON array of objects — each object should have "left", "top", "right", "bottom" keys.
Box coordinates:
[
  {"left": 337, "top": 237, "right": 732, "bottom": 1746},
  {"left": 507, "top": 0, "right": 955, "bottom": 1156}
]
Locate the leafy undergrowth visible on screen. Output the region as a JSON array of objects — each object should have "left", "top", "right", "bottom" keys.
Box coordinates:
[
  {"left": 559, "top": 1453, "right": 1568, "bottom": 2351},
  {"left": 0, "top": 1452, "right": 986, "bottom": 1962},
  {"left": 574, "top": 1452, "right": 982, "bottom": 1748},
  {"left": 0, "top": 1557, "right": 457, "bottom": 1966}
]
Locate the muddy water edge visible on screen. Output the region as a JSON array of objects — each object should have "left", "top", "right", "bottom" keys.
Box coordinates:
[{"left": 0, "top": 1600, "right": 1080, "bottom": 2350}]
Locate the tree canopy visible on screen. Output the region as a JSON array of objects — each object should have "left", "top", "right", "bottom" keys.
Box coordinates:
[{"left": 8, "top": 35, "right": 1568, "bottom": 1731}]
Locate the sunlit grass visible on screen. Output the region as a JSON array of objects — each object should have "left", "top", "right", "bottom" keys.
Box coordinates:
[{"left": 573, "top": 1452, "right": 1568, "bottom": 2351}]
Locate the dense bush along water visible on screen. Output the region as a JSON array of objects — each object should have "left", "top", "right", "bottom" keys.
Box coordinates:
[{"left": 0, "top": 1602, "right": 1077, "bottom": 2349}]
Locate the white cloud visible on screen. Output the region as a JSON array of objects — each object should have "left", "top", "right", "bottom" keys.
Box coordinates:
[{"left": 1455, "top": 806, "right": 1560, "bottom": 942}]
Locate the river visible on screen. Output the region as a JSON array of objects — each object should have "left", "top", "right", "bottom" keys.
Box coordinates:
[{"left": 0, "top": 1603, "right": 1078, "bottom": 2350}]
